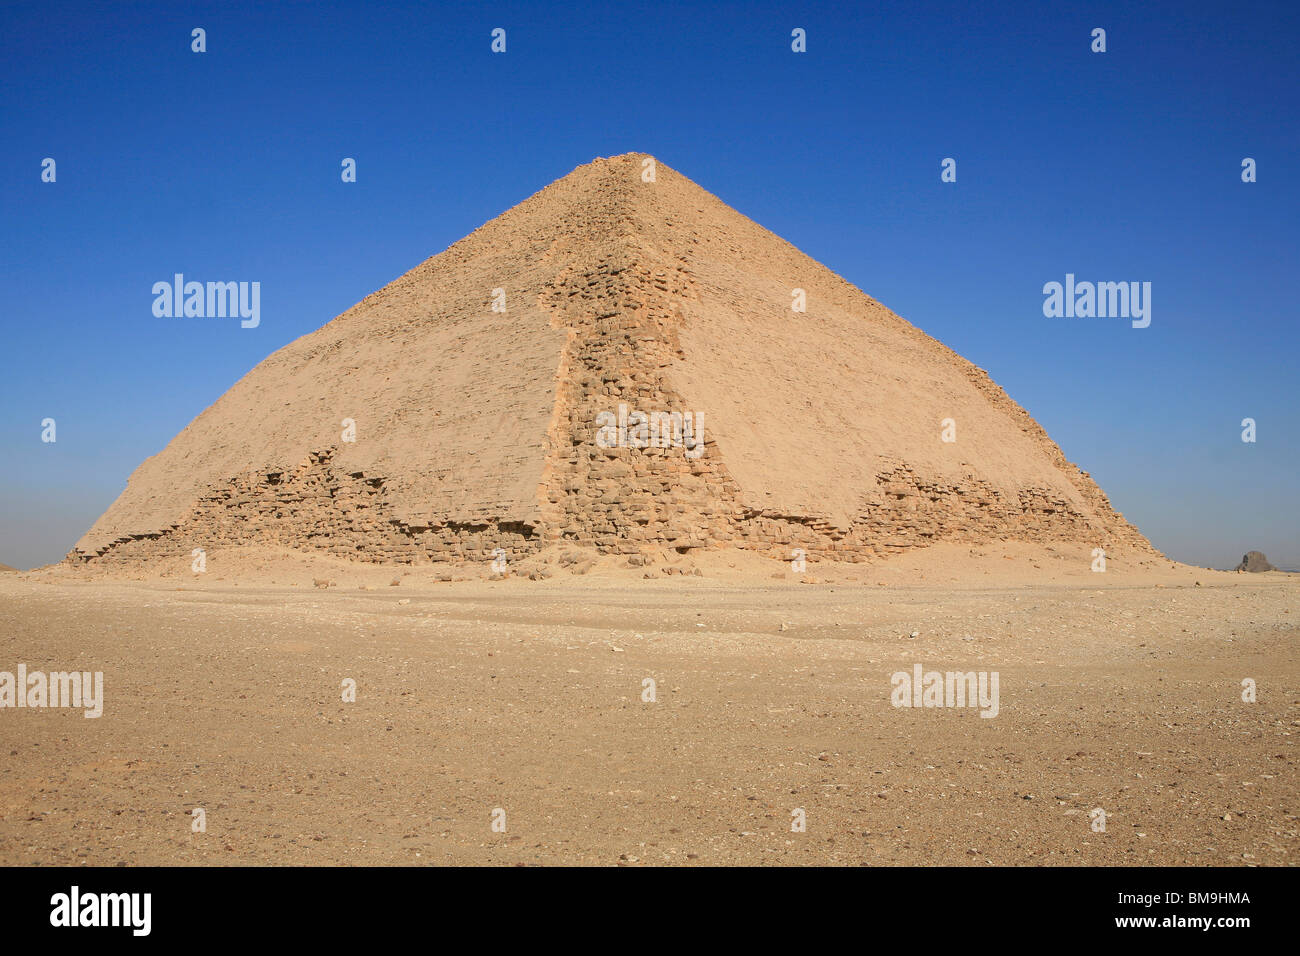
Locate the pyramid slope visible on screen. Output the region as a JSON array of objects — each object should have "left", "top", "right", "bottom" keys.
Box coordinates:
[
  {"left": 633, "top": 166, "right": 1114, "bottom": 529},
  {"left": 74, "top": 154, "right": 1153, "bottom": 567},
  {"left": 75, "top": 160, "right": 626, "bottom": 557}
]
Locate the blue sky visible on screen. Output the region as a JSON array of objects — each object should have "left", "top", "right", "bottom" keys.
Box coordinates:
[{"left": 1, "top": 0, "right": 1296, "bottom": 569}]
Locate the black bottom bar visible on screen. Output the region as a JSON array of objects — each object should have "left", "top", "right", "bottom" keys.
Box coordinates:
[{"left": 0, "top": 865, "right": 1279, "bottom": 942}]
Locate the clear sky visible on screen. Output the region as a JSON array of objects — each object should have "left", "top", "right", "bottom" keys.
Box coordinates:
[{"left": 1, "top": 0, "right": 1296, "bottom": 570}]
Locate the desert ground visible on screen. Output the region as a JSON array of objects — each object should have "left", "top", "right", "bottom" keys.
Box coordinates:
[{"left": 0, "top": 542, "right": 1294, "bottom": 866}]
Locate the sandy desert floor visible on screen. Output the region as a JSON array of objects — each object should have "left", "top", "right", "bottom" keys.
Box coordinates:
[{"left": 0, "top": 542, "right": 1295, "bottom": 866}]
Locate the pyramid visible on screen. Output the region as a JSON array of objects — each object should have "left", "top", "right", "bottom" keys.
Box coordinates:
[{"left": 71, "top": 154, "right": 1154, "bottom": 568}]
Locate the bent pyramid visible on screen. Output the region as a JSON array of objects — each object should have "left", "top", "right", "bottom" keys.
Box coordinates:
[{"left": 72, "top": 154, "right": 1153, "bottom": 568}]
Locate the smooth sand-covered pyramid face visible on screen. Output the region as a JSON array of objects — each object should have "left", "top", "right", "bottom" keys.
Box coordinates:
[{"left": 73, "top": 154, "right": 1153, "bottom": 567}]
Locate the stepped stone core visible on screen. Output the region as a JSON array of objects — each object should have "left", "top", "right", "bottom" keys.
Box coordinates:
[{"left": 71, "top": 153, "right": 1156, "bottom": 569}]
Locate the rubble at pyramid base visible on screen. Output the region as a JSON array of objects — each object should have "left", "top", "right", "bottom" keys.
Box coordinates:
[{"left": 68, "top": 447, "right": 1144, "bottom": 570}]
